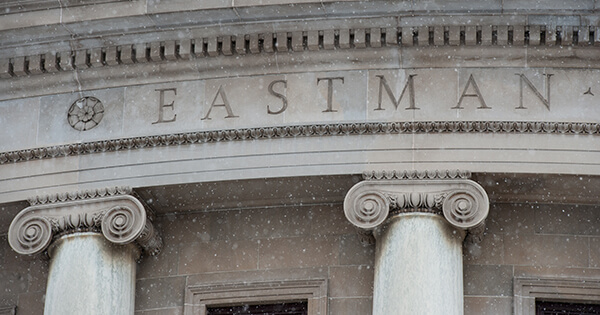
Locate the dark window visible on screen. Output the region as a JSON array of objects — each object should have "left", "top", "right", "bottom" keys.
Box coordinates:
[
  {"left": 536, "top": 301, "right": 600, "bottom": 315},
  {"left": 207, "top": 301, "right": 308, "bottom": 315}
]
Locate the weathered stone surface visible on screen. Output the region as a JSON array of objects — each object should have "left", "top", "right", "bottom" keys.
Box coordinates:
[
  {"left": 463, "top": 264, "right": 513, "bottom": 296},
  {"left": 373, "top": 214, "right": 465, "bottom": 314},
  {"left": 464, "top": 297, "right": 513, "bottom": 315},
  {"left": 504, "top": 234, "right": 589, "bottom": 267},
  {"left": 178, "top": 240, "right": 259, "bottom": 274},
  {"left": 259, "top": 236, "right": 339, "bottom": 269},
  {"left": 45, "top": 233, "right": 138, "bottom": 315}
]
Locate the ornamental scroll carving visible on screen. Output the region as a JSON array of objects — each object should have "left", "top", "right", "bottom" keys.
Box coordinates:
[
  {"left": 8, "top": 191, "right": 162, "bottom": 257},
  {"left": 343, "top": 174, "right": 489, "bottom": 245}
]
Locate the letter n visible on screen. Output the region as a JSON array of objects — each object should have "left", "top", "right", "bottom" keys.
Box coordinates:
[{"left": 515, "top": 73, "right": 553, "bottom": 110}]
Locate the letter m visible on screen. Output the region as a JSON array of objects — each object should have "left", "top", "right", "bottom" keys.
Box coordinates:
[{"left": 375, "top": 74, "right": 418, "bottom": 110}]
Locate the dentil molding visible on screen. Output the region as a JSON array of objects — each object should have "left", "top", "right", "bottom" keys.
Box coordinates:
[
  {"left": 344, "top": 171, "right": 489, "bottom": 245},
  {"left": 2, "top": 23, "right": 599, "bottom": 79},
  {"left": 8, "top": 187, "right": 162, "bottom": 257}
]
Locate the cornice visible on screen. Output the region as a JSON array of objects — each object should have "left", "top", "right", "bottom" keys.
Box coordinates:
[
  {"left": 0, "top": 120, "right": 598, "bottom": 165},
  {"left": 344, "top": 175, "right": 489, "bottom": 245},
  {"left": 8, "top": 188, "right": 162, "bottom": 257},
  {"left": 1, "top": 23, "right": 599, "bottom": 80}
]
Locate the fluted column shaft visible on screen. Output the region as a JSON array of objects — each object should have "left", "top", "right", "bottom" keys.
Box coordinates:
[
  {"left": 373, "top": 213, "right": 465, "bottom": 314},
  {"left": 44, "top": 233, "right": 139, "bottom": 315}
]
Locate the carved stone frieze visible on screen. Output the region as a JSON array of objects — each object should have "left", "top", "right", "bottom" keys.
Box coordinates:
[
  {"left": 8, "top": 190, "right": 162, "bottom": 257},
  {"left": 344, "top": 173, "right": 489, "bottom": 245},
  {"left": 1, "top": 120, "right": 598, "bottom": 165}
]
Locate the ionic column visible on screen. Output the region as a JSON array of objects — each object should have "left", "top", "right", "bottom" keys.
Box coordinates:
[
  {"left": 344, "top": 171, "right": 489, "bottom": 315},
  {"left": 8, "top": 187, "right": 162, "bottom": 315}
]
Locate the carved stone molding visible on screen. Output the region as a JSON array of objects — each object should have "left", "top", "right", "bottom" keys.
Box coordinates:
[
  {"left": 514, "top": 277, "right": 600, "bottom": 315},
  {"left": 8, "top": 189, "right": 162, "bottom": 257},
  {"left": 184, "top": 269, "right": 328, "bottom": 315},
  {"left": 0, "top": 0, "right": 127, "bottom": 13},
  {"left": 343, "top": 173, "right": 489, "bottom": 244},
  {"left": 0, "top": 306, "right": 15, "bottom": 315},
  {"left": 27, "top": 186, "right": 132, "bottom": 205},
  {"left": 362, "top": 169, "right": 471, "bottom": 180},
  {"left": 1, "top": 120, "right": 598, "bottom": 165},
  {"left": 1, "top": 23, "right": 599, "bottom": 79}
]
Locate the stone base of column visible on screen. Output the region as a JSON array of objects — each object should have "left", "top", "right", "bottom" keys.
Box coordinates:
[
  {"left": 44, "top": 233, "right": 139, "bottom": 315},
  {"left": 373, "top": 213, "right": 465, "bottom": 315}
]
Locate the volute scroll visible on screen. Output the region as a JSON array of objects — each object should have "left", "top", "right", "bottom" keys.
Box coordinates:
[
  {"left": 344, "top": 191, "right": 390, "bottom": 230},
  {"left": 8, "top": 188, "right": 162, "bottom": 257},
  {"left": 344, "top": 172, "right": 489, "bottom": 245}
]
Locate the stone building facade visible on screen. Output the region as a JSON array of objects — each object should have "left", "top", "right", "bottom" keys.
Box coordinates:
[{"left": 1, "top": 1, "right": 600, "bottom": 314}]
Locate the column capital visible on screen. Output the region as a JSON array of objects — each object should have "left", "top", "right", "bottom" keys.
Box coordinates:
[
  {"left": 8, "top": 186, "right": 162, "bottom": 257},
  {"left": 344, "top": 170, "right": 489, "bottom": 244}
]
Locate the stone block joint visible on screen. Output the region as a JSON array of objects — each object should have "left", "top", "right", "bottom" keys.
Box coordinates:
[
  {"left": 344, "top": 171, "right": 489, "bottom": 245},
  {"left": 8, "top": 187, "right": 162, "bottom": 257}
]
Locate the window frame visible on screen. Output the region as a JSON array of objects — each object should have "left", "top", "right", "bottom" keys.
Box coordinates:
[
  {"left": 0, "top": 306, "right": 15, "bottom": 315},
  {"left": 184, "top": 274, "right": 327, "bottom": 315},
  {"left": 514, "top": 277, "right": 600, "bottom": 315}
]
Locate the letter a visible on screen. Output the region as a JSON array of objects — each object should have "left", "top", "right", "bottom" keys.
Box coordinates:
[
  {"left": 202, "top": 85, "right": 239, "bottom": 120},
  {"left": 452, "top": 74, "right": 490, "bottom": 109}
]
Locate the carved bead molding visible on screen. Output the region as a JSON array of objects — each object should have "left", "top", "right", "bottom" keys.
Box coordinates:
[
  {"left": 362, "top": 169, "right": 471, "bottom": 181},
  {"left": 8, "top": 190, "right": 162, "bottom": 257},
  {"left": 1, "top": 24, "right": 599, "bottom": 79},
  {"left": 344, "top": 174, "right": 489, "bottom": 244},
  {"left": 1, "top": 120, "right": 598, "bottom": 165},
  {"left": 27, "top": 186, "right": 132, "bottom": 205}
]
